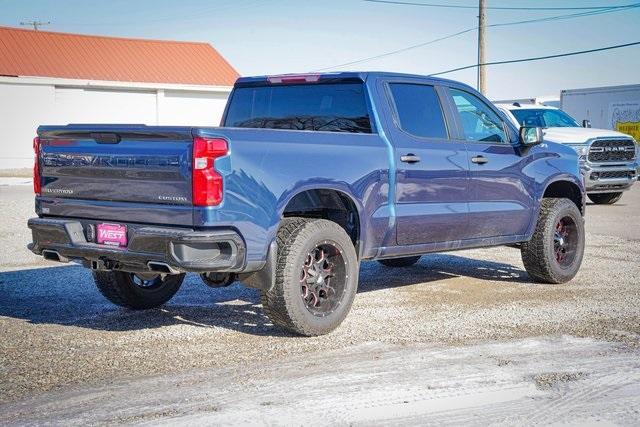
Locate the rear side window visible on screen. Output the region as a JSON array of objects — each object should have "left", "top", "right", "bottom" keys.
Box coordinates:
[
  {"left": 389, "top": 83, "right": 448, "bottom": 139},
  {"left": 224, "top": 83, "right": 372, "bottom": 133}
]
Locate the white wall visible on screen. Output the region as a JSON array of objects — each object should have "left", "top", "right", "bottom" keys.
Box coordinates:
[
  {"left": 0, "top": 82, "right": 55, "bottom": 169},
  {"left": 158, "top": 90, "right": 228, "bottom": 126},
  {"left": 0, "top": 78, "right": 231, "bottom": 169},
  {"left": 54, "top": 87, "right": 158, "bottom": 125}
]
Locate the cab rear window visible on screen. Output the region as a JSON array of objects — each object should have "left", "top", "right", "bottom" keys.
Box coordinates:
[
  {"left": 389, "top": 83, "right": 448, "bottom": 139},
  {"left": 224, "top": 83, "right": 373, "bottom": 133}
]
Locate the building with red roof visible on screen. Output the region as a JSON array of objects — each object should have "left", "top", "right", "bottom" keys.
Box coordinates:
[{"left": 0, "top": 26, "right": 239, "bottom": 169}]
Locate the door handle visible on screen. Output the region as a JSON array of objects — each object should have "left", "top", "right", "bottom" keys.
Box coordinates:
[
  {"left": 471, "top": 155, "right": 489, "bottom": 165},
  {"left": 400, "top": 154, "right": 421, "bottom": 163}
]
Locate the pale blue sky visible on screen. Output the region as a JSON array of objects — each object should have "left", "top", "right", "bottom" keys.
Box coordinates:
[{"left": 1, "top": 0, "right": 639, "bottom": 99}]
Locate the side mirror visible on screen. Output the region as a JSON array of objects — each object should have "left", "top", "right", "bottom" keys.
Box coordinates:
[
  {"left": 582, "top": 119, "right": 591, "bottom": 128},
  {"left": 519, "top": 126, "right": 543, "bottom": 146}
]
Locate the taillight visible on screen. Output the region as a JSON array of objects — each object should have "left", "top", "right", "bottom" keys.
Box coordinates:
[
  {"left": 192, "top": 136, "right": 228, "bottom": 206},
  {"left": 33, "top": 136, "right": 41, "bottom": 195}
]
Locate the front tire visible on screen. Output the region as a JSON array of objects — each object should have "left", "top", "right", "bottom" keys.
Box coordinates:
[
  {"left": 378, "top": 256, "right": 421, "bottom": 267},
  {"left": 588, "top": 192, "right": 623, "bottom": 205},
  {"left": 521, "top": 198, "right": 585, "bottom": 284},
  {"left": 261, "top": 218, "right": 359, "bottom": 336},
  {"left": 93, "top": 271, "right": 184, "bottom": 309}
]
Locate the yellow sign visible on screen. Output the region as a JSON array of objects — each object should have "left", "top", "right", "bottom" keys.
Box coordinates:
[
  {"left": 615, "top": 122, "right": 640, "bottom": 143},
  {"left": 610, "top": 102, "right": 640, "bottom": 142}
]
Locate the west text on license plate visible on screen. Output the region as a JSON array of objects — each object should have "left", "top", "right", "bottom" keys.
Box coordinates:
[{"left": 96, "top": 223, "right": 127, "bottom": 247}]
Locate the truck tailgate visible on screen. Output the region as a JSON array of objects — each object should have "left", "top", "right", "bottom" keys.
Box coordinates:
[
  {"left": 39, "top": 125, "right": 193, "bottom": 204},
  {"left": 37, "top": 125, "right": 195, "bottom": 224}
]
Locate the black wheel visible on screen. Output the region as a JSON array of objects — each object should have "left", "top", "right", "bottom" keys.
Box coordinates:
[
  {"left": 521, "top": 198, "right": 585, "bottom": 284},
  {"left": 588, "top": 192, "right": 623, "bottom": 205},
  {"left": 93, "top": 270, "right": 184, "bottom": 309},
  {"left": 378, "top": 256, "right": 421, "bottom": 268},
  {"left": 261, "top": 218, "right": 359, "bottom": 336}
]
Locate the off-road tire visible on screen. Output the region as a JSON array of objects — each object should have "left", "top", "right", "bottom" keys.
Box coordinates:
[
  {"left": 377, "top": 256, "right": 421, "bottom": 267},
  {"left": 521, "top": 198, "right": 585, "bottom": 284},
  {"left": 93, "top": 271, "right": 185, "bottom": 309},
  {"left": 261, "top": 218, "right": 359, "bottom": 336},
  {"left": 588, "top": 192, "right": 623, "bottom": 205}
]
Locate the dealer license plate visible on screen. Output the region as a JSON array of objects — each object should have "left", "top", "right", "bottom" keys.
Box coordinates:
[{"left": 96, "top": 223, "right": 127, "bottom": 247}]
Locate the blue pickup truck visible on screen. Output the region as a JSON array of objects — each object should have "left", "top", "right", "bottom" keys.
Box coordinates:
[{"left": 28, "top": 72, "right": 585, "bottom": 336}]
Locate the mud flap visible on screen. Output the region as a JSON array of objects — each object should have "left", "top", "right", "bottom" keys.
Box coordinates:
[{"left": 238, "top": 240, "right": 278, "bottom": 291}]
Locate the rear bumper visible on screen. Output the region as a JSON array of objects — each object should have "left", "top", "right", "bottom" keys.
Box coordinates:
[
  {"left": 27, "top": 217, "right": 246, "bottom": 273},
  {"left": 581, "top": 161, "right": 637, "bottom": 193}
]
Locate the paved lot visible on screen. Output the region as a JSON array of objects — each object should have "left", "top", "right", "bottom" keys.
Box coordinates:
[{"left": 1, "top": 182, "right": 639, "bottom": 424}]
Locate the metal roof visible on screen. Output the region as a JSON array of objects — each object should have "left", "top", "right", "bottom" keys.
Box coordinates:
[{"left": 0, "top": 26, "right": 238, "bottom": 86}]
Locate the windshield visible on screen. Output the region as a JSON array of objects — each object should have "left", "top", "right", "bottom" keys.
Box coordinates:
[
  {"left": 510, "top": 108, "right": 580, "bottom": 128},
  {"left": 224, "top": 83, "right": 373, "bottom": 133}
]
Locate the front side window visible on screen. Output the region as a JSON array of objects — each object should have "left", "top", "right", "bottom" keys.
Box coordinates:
[
  {"left": 389, "top": 83, "right": 448, "bottom": 139},
  {"left": 511, "top": 108, "right": 580, "bottom": 128},
  {"left": 450, "top": 89, "right": 506, "bottom": 143},
  {"left": 224, "top": 83, "right": 372, "bottom": 133}
]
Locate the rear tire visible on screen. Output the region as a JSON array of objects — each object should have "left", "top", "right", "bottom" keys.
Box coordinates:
[
  {"left": 588, "top": 192, "right": 623, "bottom": 205},
  {"left": 93, "top": 271, "right": 184, "bottom": 309},
  {"left": 261, "top": 218, "right": 359, "bottom": 336},
  {"left": 521, "top": 198, "right": 584, "bottom": 284},
  {"left": 377, "top": 256, "right": 421, "bottom": 267}
]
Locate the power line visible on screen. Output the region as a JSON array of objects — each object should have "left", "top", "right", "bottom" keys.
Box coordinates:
[
  {"left": 314, "top": 28, "right": 474, "bottom": 71},
  {"left": 429, "top": 41, "right": 640, "bottom": 76},
  {"left": 313, "top": 4, "right": 640, "bottom": 71},
  {"left": 364, "top": 0, "right": 637, "bottom": 11}
]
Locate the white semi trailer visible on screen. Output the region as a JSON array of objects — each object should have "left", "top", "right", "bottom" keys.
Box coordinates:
[{"left": 560, "top": 84, "right": 640, "bottom": 142}]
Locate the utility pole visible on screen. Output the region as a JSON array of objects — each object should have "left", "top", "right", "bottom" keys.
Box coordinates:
[
  {"left": 477, "top": 0, "right": 486, "bottom": 95},
  {"left": 20, "top": 20, "right": 50, "bottom": 31}
]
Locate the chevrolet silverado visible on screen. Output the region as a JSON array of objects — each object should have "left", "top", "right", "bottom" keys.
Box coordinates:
[{"left": 28, "top": 72, "right": 586, "bottom": 336}]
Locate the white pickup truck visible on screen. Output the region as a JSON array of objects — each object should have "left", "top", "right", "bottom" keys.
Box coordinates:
[{"left": 497, "top": 103, "right": 638, "bottom": 205}]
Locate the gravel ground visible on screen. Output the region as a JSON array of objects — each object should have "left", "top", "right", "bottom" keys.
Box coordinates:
[{"left": 1, "top": 183, "right": 639, "bottom": 423}]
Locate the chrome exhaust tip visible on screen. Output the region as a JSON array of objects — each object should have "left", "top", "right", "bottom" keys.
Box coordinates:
[
  {"left": 147, "top": 261, "right": 179, "bottom": 274},
  {"left": 42, "top": 249, "right": 69, "bottom": 263}
]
